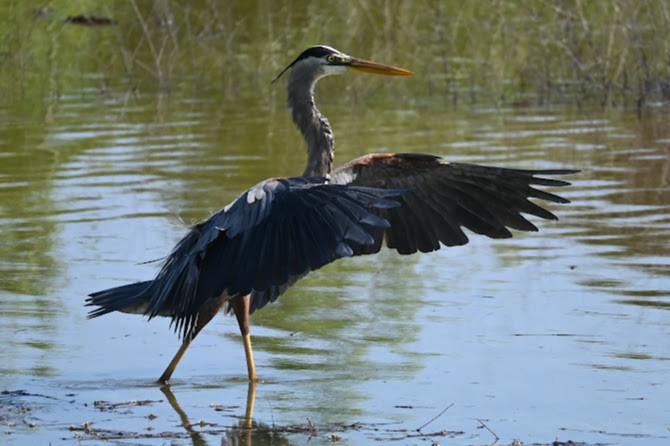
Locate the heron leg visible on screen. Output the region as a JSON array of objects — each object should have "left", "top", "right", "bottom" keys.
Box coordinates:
[
  {"left": 230, "top": 294, "right": 257, "bottom": 382},
  {"left": 159, "top": 339, "right": 191, "bottom": 385},
  {"left": 158, "top": 295, "right": 226, "bottom": 385}
]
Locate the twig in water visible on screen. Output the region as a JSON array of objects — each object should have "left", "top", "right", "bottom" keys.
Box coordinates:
[
  {"left": 476, "top": 418, "right": 499, "bottom": 444},
  {"left": 417, "top": 403, "right": 454, "bottom": 432},
  {"left": 306, "top": 417, "right": 318, "bottom": 434}
]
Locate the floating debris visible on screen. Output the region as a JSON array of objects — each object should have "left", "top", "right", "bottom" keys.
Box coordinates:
[{"left": 93, "top": 399, "right": 162, "bottom": 412}]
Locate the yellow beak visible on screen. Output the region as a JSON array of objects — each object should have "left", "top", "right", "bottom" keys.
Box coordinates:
[{"left": 347, "top": 57, "right": 414, "bottom": 76}]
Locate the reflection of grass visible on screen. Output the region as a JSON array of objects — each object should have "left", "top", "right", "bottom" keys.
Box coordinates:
[
  {"left": 615, "top": 298, "right": 670, "bottom": 309},
  {"left": 585, "top": 362, "right": 634, "bottom": 371},
  {"left": 30, "top": 365, "right": 58, "bottom": 376},
  {"left": 612, "top": 352, "right": 654, "bottom": 360}
]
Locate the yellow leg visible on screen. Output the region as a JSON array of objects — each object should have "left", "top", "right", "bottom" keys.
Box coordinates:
[
  {"left": 242, "top": 332, "right": 257, "bottom": 382},
  {"left": 159, "top": 338, "right": 191, "bottom": 385},
  {"left": 231, "top": 294, "right": 258, "bottom": 382},
  {"left": 157, "top": 294, "right": 227, "bottom": 385}
]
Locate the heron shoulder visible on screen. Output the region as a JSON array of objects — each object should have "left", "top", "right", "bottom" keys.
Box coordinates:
[{"left": 331, "top": 152, "right": 448, "bottom": 186}]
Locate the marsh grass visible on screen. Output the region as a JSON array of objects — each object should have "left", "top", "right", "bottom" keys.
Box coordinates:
[
  {"left": 117, "top": 0, "right": 670, "bottom": 107},
  {"left": 2, "top": 0, "right": 670, "bottom": 108}
]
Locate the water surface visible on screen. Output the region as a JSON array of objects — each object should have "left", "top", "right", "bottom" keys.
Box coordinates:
[{"left": 1, "top": 3, "right": 669, "bottom": 446}]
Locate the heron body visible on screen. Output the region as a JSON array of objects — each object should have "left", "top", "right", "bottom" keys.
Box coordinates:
[{"left": 87, "top": 45, "right": 576, "bottom": 384}]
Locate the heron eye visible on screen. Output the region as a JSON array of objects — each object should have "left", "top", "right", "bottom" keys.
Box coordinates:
[{"left": 326, "top": 54, "right": 336, "bottom": 63}]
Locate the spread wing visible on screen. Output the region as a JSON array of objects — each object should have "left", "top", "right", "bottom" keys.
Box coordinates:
[
  {"left": 331, "top": 153, "right": 577, "bottom": 255},
  {"left": 143, "top": 176, "right": 402, "bottom": 337}
]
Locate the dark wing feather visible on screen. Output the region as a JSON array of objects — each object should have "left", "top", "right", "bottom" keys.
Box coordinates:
[
  {"left": 331, "top": 153, "right": 577, "bottom": 255},
  {"left": 140, "top": 177, "right": 402, "bottom": 337}
]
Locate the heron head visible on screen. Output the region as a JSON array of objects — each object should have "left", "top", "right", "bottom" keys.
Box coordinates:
[{"left": 272, "top": 45, "right": 414, "bottom": 84}]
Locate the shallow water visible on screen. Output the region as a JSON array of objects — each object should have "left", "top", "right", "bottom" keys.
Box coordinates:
[{"left": 2, "top": 4, "right": 670, "bottom": 446}]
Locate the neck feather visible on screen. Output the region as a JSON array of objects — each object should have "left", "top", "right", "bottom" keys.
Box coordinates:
[{"left": 287, "top": 69, "right": 335, "bottom": 178}]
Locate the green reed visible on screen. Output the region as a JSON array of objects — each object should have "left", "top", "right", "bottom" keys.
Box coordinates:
[{"left": 1, "top": 0, "right": 669, "bottom": 107}]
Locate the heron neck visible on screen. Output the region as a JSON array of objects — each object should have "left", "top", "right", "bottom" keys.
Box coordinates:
[{"left": 287, "top": 76, "right": 335, "bottom": 178}]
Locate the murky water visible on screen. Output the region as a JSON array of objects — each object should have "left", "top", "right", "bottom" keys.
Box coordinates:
[{"left": 1, "top": 3, "right": 669, "bottom": 446}]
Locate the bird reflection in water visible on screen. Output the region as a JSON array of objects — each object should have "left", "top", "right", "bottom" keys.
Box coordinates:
[{"left": 161, "top": 382, "right": 296, "bottom": 446}]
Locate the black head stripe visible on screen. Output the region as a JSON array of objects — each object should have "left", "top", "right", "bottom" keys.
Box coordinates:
[
  {"left": 294, "top": 45, "right": 338, "bottom": 62},
  {"left": 272, "top": 45, "right": 340, "bottom": 84}
]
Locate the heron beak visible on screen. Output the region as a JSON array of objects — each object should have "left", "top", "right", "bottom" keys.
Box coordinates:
[{"left": 347, "top": 57, "right": 414, "bottom": 76}]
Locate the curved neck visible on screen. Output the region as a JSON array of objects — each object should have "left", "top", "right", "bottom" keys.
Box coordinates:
[{"left": 287, "top": 70, "right": 335, "bottom": 178}]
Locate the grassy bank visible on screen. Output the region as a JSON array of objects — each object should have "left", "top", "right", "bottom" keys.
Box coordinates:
[{"left": 1, "top": 0, "right": 669, "bottom": 107}]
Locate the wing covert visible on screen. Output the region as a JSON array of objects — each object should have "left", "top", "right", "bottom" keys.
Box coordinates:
[
  {"left": 144, "top": 177, "right": 403, "bottom": 337},
  {"left": 332, "top": 153, "right": 577, "bottom": 255}
]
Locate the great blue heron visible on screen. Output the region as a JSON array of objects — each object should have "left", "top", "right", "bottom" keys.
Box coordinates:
[{"left": 87, "top": 45, "right": 576, "bottom": 384}]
